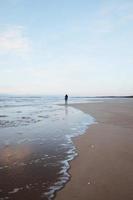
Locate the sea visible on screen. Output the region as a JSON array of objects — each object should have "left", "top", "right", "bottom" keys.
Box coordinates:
[{"left": 0, "top": 96, "right": 98, "bottom": 200}]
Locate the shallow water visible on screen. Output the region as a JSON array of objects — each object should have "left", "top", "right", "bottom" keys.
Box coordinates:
[{"left": 0, "top": 96, "right": 95, "bottom": 200}]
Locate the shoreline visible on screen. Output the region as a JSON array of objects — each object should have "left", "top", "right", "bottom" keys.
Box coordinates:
[
  {"left": 55, "top": 99, "right": 133, "bottom": 200},
  {"left": 50, "top": 105, "right": 95, "bottom": 200}
]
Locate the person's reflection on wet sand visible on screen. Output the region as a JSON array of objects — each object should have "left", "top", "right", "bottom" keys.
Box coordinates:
[{"left": 65, "top": 105, "right": 68, "bottom": 116}]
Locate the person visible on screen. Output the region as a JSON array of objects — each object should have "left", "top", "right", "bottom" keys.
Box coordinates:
[{"left": 65, "top": 94, "right": 68, "bottom": 105}]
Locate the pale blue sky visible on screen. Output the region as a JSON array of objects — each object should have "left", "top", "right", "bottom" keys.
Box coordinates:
[{"left": 0, "top": 0, "right": 133, "bottom": 96}]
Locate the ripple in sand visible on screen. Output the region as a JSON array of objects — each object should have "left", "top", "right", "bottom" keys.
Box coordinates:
[
  {"left": 38, "top": 115, "right": 49, "bottom": 118},
  {"left": 16, "top": 132, "right": 24, "bottom": 135}
]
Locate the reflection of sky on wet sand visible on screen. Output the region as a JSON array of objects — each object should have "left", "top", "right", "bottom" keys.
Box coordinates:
[{"left": 0, "top": 144, "right": 32, "bottom": 165}]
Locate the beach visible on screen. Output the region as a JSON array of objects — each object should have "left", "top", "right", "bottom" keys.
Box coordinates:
[
  {"left": 0, "top": 96, "right": 93, "bottom": 200},
  {"left": 55, "top": 99, "right": 133, "bottom": 200}
]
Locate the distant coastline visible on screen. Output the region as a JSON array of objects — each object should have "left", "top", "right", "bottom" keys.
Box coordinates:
[
  {"left": 72, "top": 96, "right": 133, "bottom": 98},
  {"left": 0, "top": 94, "right": 133, "bottom": 98}
]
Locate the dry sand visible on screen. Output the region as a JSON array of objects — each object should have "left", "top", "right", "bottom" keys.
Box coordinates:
[{"left": 55, "top": 99, "right": 133, "bottom": 200}]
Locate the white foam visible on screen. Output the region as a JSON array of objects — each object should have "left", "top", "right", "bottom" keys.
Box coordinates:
[{"left": 8, "top": 187, "right": 23, "bottom": 194}]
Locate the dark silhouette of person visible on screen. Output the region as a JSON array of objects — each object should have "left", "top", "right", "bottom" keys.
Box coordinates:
[{"left": 65, "top": 94, "right": 68, "bottom": 105}]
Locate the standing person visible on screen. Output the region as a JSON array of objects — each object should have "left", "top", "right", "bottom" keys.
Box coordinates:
[{"left": 65, "top": 94, "right": 68, "bottom": 105}]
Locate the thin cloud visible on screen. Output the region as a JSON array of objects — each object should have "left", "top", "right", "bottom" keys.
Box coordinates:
[
  {"left": 123, "top": 14, "right": 133, "bottom": 21},
  {"left": 90, "top": 1, "right": 133, "bottom": 35},
  {"left": 0, "top": 25, "right": 31, "bottom": 55}
]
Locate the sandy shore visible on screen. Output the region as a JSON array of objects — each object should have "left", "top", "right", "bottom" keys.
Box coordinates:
[{"left": 55, "top": 99, "right": 133, "bottom": 200}]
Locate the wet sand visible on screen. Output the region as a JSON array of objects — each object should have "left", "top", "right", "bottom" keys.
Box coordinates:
[
  {"left": 0, "top": 97, "right": 92, "bottom": 200},
  {"left": 55, "top": 99, "right": 133, "bottom": 200}
]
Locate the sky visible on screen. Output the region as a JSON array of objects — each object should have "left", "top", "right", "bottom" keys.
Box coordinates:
[{"left": 0, "top": 0, "right": 133, "bottom": 96}]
